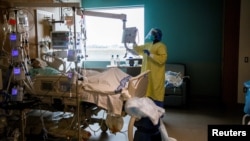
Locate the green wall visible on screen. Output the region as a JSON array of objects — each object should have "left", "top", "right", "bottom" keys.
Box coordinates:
[{"left": 82, "top": 0, "right": 224, "bottom": 102}]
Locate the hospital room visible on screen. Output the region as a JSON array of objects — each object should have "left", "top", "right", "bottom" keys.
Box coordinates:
[{"left": 0, "top": 0, "right": 249, "bottom": 141}]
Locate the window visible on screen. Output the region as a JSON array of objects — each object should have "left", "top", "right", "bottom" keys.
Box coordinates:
[{"left": 84, "top": 7, "right": 144, "bottom": 61}]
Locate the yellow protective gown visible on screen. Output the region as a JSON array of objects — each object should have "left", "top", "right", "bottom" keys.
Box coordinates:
[{"left": 134, "top": 42, "right": 167, "bottom": 102}]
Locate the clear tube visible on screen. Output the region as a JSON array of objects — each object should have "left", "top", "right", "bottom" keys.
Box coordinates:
[{"left": 2, "top": 15, "right": 9, "bottom": 33}]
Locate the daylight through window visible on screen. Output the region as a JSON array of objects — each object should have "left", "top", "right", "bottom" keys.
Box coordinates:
[{"left": 84, "top": 7, "right": 144, "bottom": 61}]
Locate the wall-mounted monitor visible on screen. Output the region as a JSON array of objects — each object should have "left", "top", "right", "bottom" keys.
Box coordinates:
[
  {"left": 51, "top": 31, "right": 70, "bottom": 50},
  {"left": 122, "top": 27, "right": 138, "bottom": 43}
]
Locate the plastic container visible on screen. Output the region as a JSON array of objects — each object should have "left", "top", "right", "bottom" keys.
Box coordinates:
[
  {"left": 116, "top": 55, "right": 120, "bottom": 66},
  {"left": 110, "top": 55, "right": 115, "bottom": 66}
]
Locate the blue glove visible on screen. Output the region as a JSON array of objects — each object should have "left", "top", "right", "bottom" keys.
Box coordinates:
[{"left": 143, "top": 49, "right": 150, "bottom": 56}]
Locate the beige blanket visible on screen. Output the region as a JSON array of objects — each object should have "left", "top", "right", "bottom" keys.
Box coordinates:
[{"left": 81, "top": 68, "right": 130, "bottom": 115}]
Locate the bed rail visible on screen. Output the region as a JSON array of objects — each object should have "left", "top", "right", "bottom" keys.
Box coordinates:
[{"left": 128, "top": 70, "right": 150, "bottom": 98}]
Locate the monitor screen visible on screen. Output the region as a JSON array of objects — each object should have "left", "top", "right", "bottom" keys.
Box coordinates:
[
  {"left": 51, "top": 31, "right": 70, "bottom": 50},
  {"left": 122, "top": 27, "right": 138, "bottom": 43}
]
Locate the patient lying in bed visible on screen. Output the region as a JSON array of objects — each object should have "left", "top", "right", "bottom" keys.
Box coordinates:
[
  {"left": 32, "top": 66, "right": 147, "bottom": 115},
  {"left": 79, "top": 68, "right": 133, "bottom": 115},
  {"left": 82, "top": 67, "right": 131, "bottom": 94},
  {"left": 29, "top": 58, "right": 61, "bottom": 78}
]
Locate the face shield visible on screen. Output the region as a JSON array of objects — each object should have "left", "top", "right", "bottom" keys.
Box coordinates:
[{"left": 145, "top": 28, "right": 162, "bottom": 41}]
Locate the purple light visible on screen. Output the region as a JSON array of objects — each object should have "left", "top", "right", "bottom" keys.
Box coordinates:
[
  {"left": 10, "top": 34, "right": 17, "bottom": 41},
  {"left": 12, "top": 88, "right": 18, "bottom": 96},
  {"left": 13, "top": 67, "right": 21, "bottom": 75},
  {"left": 12, "top": 49, "right": 18, "bottom": 57}
]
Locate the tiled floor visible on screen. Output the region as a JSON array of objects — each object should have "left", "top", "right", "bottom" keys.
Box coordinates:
[
  {"left": 0, "top": 110, "right": 134, "bottom": 141},
  {"left": 85, "top": 113, "right": 132, "bottom": 141},
  {"left": 86, "top": 104, "right": 245, "bottom": 141},
  {"left": 0, "top": 103, "right": 246, "bottom": 141}
]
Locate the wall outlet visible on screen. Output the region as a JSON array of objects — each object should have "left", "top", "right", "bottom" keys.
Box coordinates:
[
  {"left": 244, "top": 57, "right": 248, "bottom": 63},
  {"left": 243, "top": 87, "right": 247, "bottom": 93}
]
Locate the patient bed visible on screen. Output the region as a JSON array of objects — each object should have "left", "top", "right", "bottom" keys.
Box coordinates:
[
  {"left": 0, "top": 52, "right": 150, "bottom": 140},
  {"left": 28, "top": 66, "right": 150, "bottom": 139},
  {"left": 32, "top": 68, "right": 149, "bottom": 115}
]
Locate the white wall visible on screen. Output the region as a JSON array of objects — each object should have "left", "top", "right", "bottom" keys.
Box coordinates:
[{"left": 238, "top": 0, "right": 250, "bottom": 103}]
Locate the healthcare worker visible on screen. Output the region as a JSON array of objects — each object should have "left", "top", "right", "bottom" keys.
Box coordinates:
[
  {"left": 133, "top": 28, "right": 167, "bottom": 141},
  {"left": 133, "top": 28, "right": 167, "bottom": 107}
]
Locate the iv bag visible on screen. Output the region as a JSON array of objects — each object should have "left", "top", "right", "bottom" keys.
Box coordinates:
[
  {"left": 8, "top": 12, "right": 16, "bottom": 32},
  {"left": 17, "top": 10, "right": 29, "bottom": 32},
  {"left": 2, "top": 15, "right": 9, "bottom": 33}
]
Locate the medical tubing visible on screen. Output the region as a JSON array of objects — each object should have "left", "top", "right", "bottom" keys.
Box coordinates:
[
  {"left": 128, "top": 116, "right": 136, "bottom": 141},
  {"left": 40, "top": 73, "right": 66, "bottom": 96},
  {"left": 53, "top": 112, "right": 77, "bottom": 136},
  {"left": 14, "top": 9, "right": 18, "bottom": 33},
  {"left": 37, "top": 104, "right": 77, "bottom": 138},
  {"left": 6, "top": 70, "right": 14, "bottom": 93},
  {"left": 83, "top": 109, "right": 106, "bottom": 135},
  {"left": 1, "top": 27, "right": 7, "bottom": 52},
  {"left": 72, "top": 7, "right": 81, "bottom": 141},
  {"left": 40, "top": 113, "right": 48, "bottom": 136},
  {"left": 39, "top": 61, "right": 75, "bottom": 97},
  {"left": 22, "top": 80, "right": 33, "bottom": 94}
]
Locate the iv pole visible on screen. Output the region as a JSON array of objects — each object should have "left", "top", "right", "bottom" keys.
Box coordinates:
[{"left": 72, "top": 6, "right": 81, "bottom": 141}]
